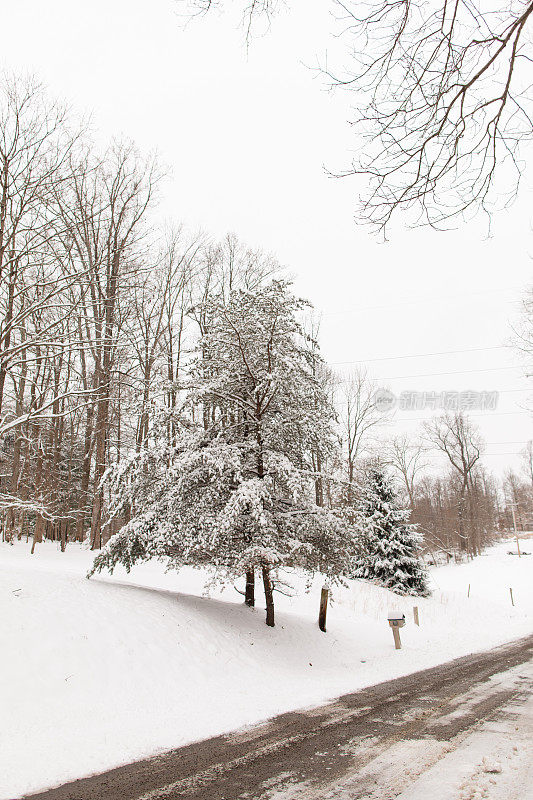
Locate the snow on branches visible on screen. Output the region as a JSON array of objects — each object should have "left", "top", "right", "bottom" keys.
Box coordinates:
[
  {"left": 353, "top": 467, "right": 430, "bottom": 597},
  {"left": 90, "top": 281, "right": 357, "bottom": 625}
]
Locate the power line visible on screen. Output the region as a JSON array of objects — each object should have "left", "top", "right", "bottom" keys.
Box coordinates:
[
  {"left": 385, "top": 365, "right": 524, "bottom": 379},
  {"left": 336, "top": 365, "right": 525, "bottom": 381},
  {"left": 483, "top": 452, "right": 524, "bottom": 457},
  {"left": 329, "top": 345, "right": 511, "bottom": 366},
  {"left": 425, "top": 444, "right": 526, "bottom": 456},
  {"left": 391, "top": 410, "right": 531, "bottom": 422},
  {"left": 482, "top": 441, "right": 528, "bottom": 445}
]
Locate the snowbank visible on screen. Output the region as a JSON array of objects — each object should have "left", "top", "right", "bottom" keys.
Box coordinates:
[{"left": 1, "top": 538, "right": 531, "bottom": 798}]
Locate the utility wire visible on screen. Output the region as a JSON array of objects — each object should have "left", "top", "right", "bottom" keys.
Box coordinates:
[
  {"left": 390, "top": 410, "right": 530, "bottom": 422},
  {"left": 328, "top": 344, "right": 511, "bottom": 366},
  {"left": 335, "top": 365, "right": 525, "bottom": 382}
]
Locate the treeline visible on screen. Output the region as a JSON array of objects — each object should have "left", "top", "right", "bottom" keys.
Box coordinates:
[
  {"left": 0, "top": 73, "right": 530, "bottom": 564},
  {"left": 376, "top": 430, "right": 533, "bottom": 561},
  {"left": 0, "top": 74, "right": 278, "bottom": 551},
  {"left": 335, "top": 380, "right": 533, "bottom": 561}
]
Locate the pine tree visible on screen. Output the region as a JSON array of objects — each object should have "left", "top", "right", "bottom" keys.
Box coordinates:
[
  {"left": 89, "top": 280, "right": 356, "bottom": 625},
  {"left": 354, "top": 467, "right": 430, "bottom": 596}
]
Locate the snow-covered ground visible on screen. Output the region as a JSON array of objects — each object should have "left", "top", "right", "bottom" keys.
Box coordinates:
[{"left": 1, "top": 537, "right": 532, "bottom": 799}]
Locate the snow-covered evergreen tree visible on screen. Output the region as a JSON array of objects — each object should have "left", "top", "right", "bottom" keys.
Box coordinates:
[
  {"left": 89, "top": 280, "right": 357, "bottom": 625},
  {"left": 354, "top": 466, "right": 430, "bottom": 596}
]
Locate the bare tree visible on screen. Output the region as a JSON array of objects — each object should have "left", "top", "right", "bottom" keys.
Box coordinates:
[
  {"left": 326, "top": 0, "right": 533, "bottom": 231},
  {"left": 337, "top": 368, "right": 383, "bottom": 499},
  {"left": 183, "top": 0, "right": 533, "bottom": 231},
  {"left": 183, "top": 0, "right": 279, "bottom": 39},
  {"left": 385, "top": 433, "right": 427, "bottom": 508},
  {"left": 424, "top": 412, "right": 483, "bottom": 554},
  {"left": 521, "top": 439, "right": 533, "bottom": 488},
  {"left": 0, "top": 73, "right": 81, "bottom": 422},
  {"left": 411, "top": 466, "right": 498, "bottom": 560},
  {"left": 503, "top": 468, "right": 532, "bottom": 530},
  {"left": 0, "top": 74, "right": 89, "bottom": 540},
  {"left": 127, "top": 227, "right": 202, "bottom": 450},
  {"left": 58, "top": 142, "right": 160, "bottom": 549},
  {"left": 514, "top": 286, "right": 533, "bottom": 370}
]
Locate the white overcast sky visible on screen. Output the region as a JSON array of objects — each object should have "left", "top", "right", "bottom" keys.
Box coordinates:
[{"left": 3, "top": 0, "right": 532, "bottom": 476}]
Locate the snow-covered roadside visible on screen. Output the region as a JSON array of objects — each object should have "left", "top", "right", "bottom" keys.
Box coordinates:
[{"left": 1, "top": 538, "right": 531, "bottom": 799}]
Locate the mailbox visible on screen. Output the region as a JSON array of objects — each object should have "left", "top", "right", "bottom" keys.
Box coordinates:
[
  {"left": 387, "top": 613, "right": 405, "bottom": 649},
  {"left": 387, "top": 613, "right": 406, "bottom": 627}
]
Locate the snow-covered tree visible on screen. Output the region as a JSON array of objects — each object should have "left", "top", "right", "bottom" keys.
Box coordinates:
[
  {"left": 354, "top": 467, "right": 430, "bottom": 597},
  {"left": 89, "top": 280, "right": 356, "bottom": 626}
]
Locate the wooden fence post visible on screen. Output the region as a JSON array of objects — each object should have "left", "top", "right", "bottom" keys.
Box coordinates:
[
  {"left": 388, "top": 615, "right": 405, "bottom": 649},
  {"left": 318, "top": 585, "right": 329, "bottom": 632},
  {"left": 391, "top": 625, "right": 402, "bottom": 649},
  {"left": 413, "top": 606, "right": 419, "bottom": 626}
]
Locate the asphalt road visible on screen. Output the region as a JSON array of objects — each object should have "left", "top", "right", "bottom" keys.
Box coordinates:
[{"left": 24, "top": 635, "right": 533, "bottom": 800}]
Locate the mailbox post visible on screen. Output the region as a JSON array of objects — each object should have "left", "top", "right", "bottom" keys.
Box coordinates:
[{"left": 388, "top": 613, "right": 406, "bottom": 649}]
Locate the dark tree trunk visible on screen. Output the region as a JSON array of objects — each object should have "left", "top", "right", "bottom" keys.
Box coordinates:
[
  {"left": 245, "top": 570, "right": 255, "bottom": 607},
  {"left": 262, "top": 565, "right": 275, "bottom": 627},
  {"left": 60, "top": 521, "right": 67, "bottom": 553},
  {"left": 318, "top": 585, "right": 329, "bottom": 632}
]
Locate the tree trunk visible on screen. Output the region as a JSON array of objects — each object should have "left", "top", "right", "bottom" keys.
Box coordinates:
[
  {"left": 457, "top": 483, "right": 468, "bottom": 552},
  {"left": 90, "top": 384, "right": 111, "bottom": 549},
  {"left": 30, "top": 422, "right": 44, "bottom": 554},
  {"left": 77, "top": 401, "right": 95, "bottom": 542},
  {"left": 262, "top": 565, "right": 275, "bottom": 627},
  {"left": 314, "top": 451, "right": 324, "bottom": 507},
  {"left": 31, "top": 514, "right": 44, "bottom": 555},
  {"left": 0, "top": 252, "right": 17, "bottom": 418},
  {"left": 318, "top": 585, "right": 329, "bottom": 632},
  {"left": 90, "top": 245, "right": 120, "bottom": 550},
  {"left": 245, "top": 570, "right": 255, "bottom": 607}
]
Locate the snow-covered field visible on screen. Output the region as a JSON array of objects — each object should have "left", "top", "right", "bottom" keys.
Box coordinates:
[{"left": 1, "top": 537, "right": 532, "bottom": 799}]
